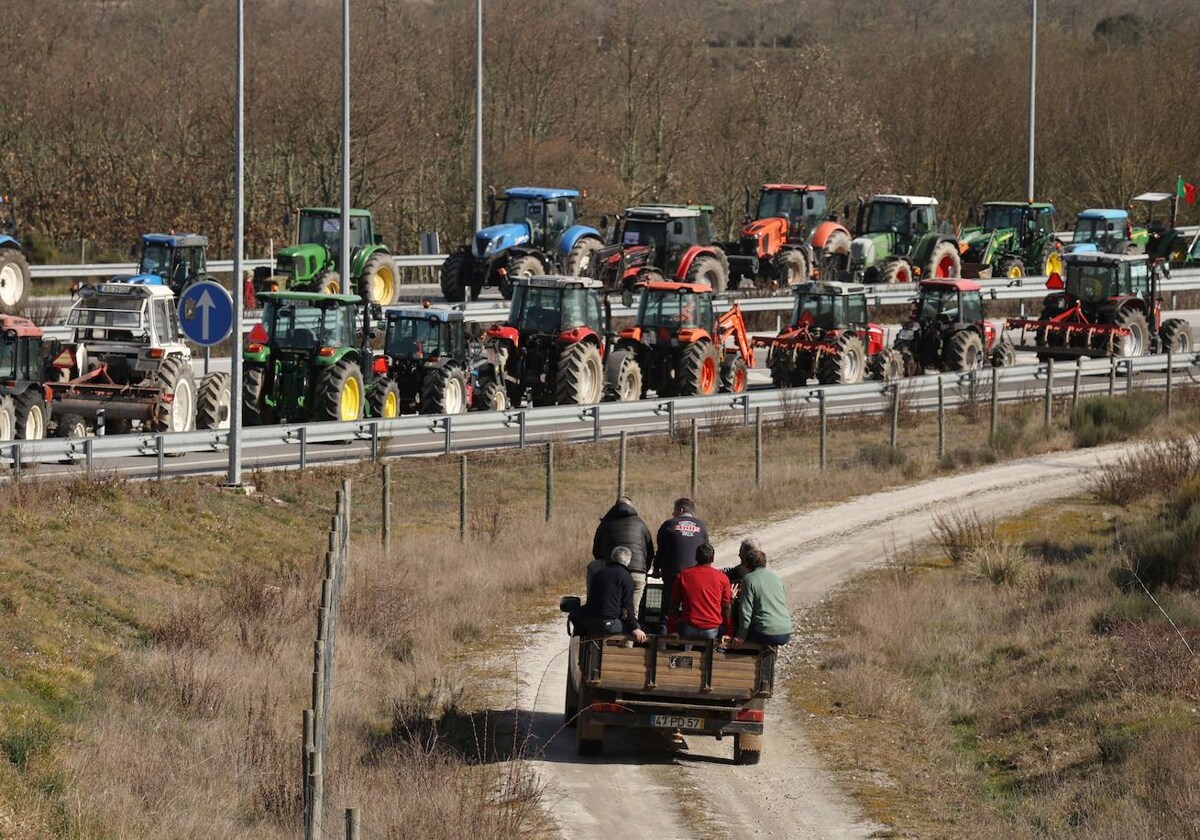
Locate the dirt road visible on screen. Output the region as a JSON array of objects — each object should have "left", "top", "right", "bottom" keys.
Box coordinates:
[{"left": 515, "top": 444, "right": 1125, "bottom": 839}]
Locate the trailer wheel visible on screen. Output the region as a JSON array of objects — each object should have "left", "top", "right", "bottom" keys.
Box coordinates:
[
  {"left": 818, "top": 334, "right": 865, "bottom": 385},
  {"left": 604, "top": 348, "right": 642, "bottom": 402},
  {"left": 368, "top": 377, "right": 401, "bottom": 419},
  {"left": 55, "top": 413, "right": 87, "bottom": 439},
  {"left": 734, "top": 733, "right": 762, "bottom": 765},
  {"left": 13, "top": 391, "right": 47, "bottom": 440},
  {"left": 556, "top": 341, "right": 604, "bottom": 405},
  {"left": 1114, "top": 309, "right": 1149, "bottom": 357},
  {"left": 0, "top": 248, "right": 31, "bottom": 311},
  {"left": 0, "top": 396, "right": 15, "bottom": 441},
  {"left": 196, "top": 372, "right": 232, "bottom": 430},
  {"left": 360, "top": 252, "right": 398, "bottom": 306},
  {"left": 722, "top": 356, "right": 749, "bottom": 393},
  {"left": 945, "top": 330, "right": 985, "bottom": 372},
  {"left": 243, "top": 364, "right": 272, "bottom": 426},
  {"left": 440, "top": 251, "right": 473, "bottom": 303},
  {"left": 152, "top": 355, "right": 196, "bottom": 433},
  {"left": 421, "top": 365, "right": 468, "bottom": 415}
]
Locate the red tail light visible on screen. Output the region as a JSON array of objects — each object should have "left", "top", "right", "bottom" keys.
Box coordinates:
[
  {"left": 247, "top": 343, "right": 264, "bottom": 353},
  {"left": 589, "top": 703, "right": 628, "bottom": 715},
  {"left": 735, "top": 709, "right": 764, "bottom": 722},
  {"left": 148, "top": 348, "right": 164, "bottom": 359},
  {"left": 317, "top": 347, "right": 335, "bottom": 357},
  {"left": 248, "top": 323, "right": 269, "bottom": 344},
  {"left": 372, "top": 356, "right": 389, "bottom": 375}
]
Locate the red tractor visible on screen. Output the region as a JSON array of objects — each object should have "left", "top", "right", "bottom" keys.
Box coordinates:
[
  {"left": 723, "top": 183, "right": 853, "bottom": 289},
  {"left": 754, "top": 281, "right": 890, "bottom": 386},
  {"left": 0, "top": 315, "right": 50, "bottom": 441},
  {"left": 890, "top": 279, "right": 1016, "bottom": 375},
  {"left": 595, "top": 205, "right": 730, "bottom": 292},
  {"left": 605, "top": 281, "right": 755, "bottom": 400}
]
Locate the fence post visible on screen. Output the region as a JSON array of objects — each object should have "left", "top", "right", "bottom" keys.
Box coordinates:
[
  {"left": 1167, "top": 350, "right": 1174, "bottom": 417},
  {"left": 938, "top": 376, "right": 947, "bottom": 459},
  {"left": 1072, "top": 358, "right": 1082, "bottom": 410},
  {"left": 988, "top": 369, "right": 998, "bottom": 443},
  {"left": 458, "top": 455, "right": 467, "bottom": 542},
  {"left": 306, "top": 750, "right": 323, "bottom": 840},
  {"left": 889, "top": 384, "right": 900, "bottom": 449},
  {"left": 617, "top": 431, "right": 627, "bottom": 497},
  {"left": 1044, "top": 358, "right": 1054, "bottom": 427},
  {"left": 754, "top": 407, "right": 762, "bottom": 487},
  {"left": 690, "top": 419, "right": 699, "bottom": 498},
  {"left": 302, "top": 709, "right": 314, "bottom": 826},
  {"left": 1108, "top": 356, "right": 1116, "bottom": 397},
  {"left": 818, "top": 389, "right": 827, "bottom": 471},
  {"left": 345, "top": 808, "right": 361, "bottom": 840},
  {"left": 545, "top": 442, "right": 554, "bottom": 523},
  {"left": 156, "top": 435, "right": 165, "bottom": 481},
  {"left": 381, "top": 465, "right": 391, "bottom": 555}
]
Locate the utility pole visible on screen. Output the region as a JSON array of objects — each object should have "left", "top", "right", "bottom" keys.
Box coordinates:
[
  {"left": 227, "top": 0, "right": 245, "bottom": 487},
  {"left": 1027, "top": 0, "right": 1037, "bottom": 202},
  {"left": 340, "top": 0, "right": 351, "bottom": 286},
  {"left": 474, "top": 0, "right": 484, "bottom": 232}
]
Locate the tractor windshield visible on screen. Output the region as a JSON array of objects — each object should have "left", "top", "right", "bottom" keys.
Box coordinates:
[
  {"left": 639, "top": 291, "right": 713, "bottom": 330},
  {"left": 621, "top": 220, "right": 666, "bottom": 265},
  {"left": 510, "top": 285, "right": 564, "bottom": 333},
  {"left": 792, "top": 294, "right": 845, "bottom": 330},
  {"left": 1073, "top": 217, "right": 1120, "bottom": 249},
  {"left": 982, "top": 205, "right": 1026, "bottom": 232},
  {"left": 140, "top": 243, "right": 172, "bottom": 278},
  {"left": 864, "top": 202, "right": 911, "bottom": 235},
  {"left": 915, "top": 288, "right": 960, "bottom": 321},
  {"left": 67, "top": 295, "right": 147, "bottom": 340},
  {"left": 386, "top": 317, "right": 443, "bottom": 359},
  {"left": 758, "top": 190, "right": 826, "bottom": 230},
  {"left": 298, "top": 213, "right": 371, "bottom": 255},
  {"left": 1065, "top": 263, "right": 1117, "bottom": 302},
  {"left": 503, "top": 197, "right": 574, "bottom": 247},
  {"left": 265, "top": 301, "right": 354, "bottom": 350}
]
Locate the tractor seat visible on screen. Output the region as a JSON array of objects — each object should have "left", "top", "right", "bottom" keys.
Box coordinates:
[
  {"left": 527, "top": 308, "right": 557, "bottom": 332},
  {"left": 394, "top": 337, "right": 419, "bottom": 357},
  {"left": 288, "top": 328, "right": 315, "bottom": 346}
]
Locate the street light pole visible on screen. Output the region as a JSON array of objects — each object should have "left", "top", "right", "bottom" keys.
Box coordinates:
[
  {"left": 228, "top": 0, "right": 245, "bottom": 487},
  {"left": 1027, "top": 0, "right": 1037, "bottom": 202},
  {"left": 474, "top": 0, "right": 483, "bottom": 232},
  {"left": 340, "top": 0, "right": 351, "bottom": 286}
]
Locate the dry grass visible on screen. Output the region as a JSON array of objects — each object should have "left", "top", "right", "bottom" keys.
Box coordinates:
[{"left": 1087, "top": 434, "right": 1200, "bottom": 506}]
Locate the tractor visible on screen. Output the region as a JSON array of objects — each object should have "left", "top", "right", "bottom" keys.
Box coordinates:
[
  {"left": 0, "top": 315, "right": 50, "bottom": 441},
  {"left": 48, "top": 282, "right": 230, "bottom": 434},
  {"left": 252, "top": 208, "right": 398, "bottom": 306},
  {"left": 890, "top": 279, "right": 1016, "bottom": 375},
  {"left": 368, "top": 305, "right": 506, "bottom": 416},
  {"left": 721, "top": 183, "right": 853, "bottom": 289},
  {"left": 1134, "top": 191, "right": 1200, "bottom": 266},
  {"left": 243, "top": 292, "right": 368, "bottom": 424},
  {"left": 959, "top": 201, "right": 1063, "bottom": 279},
  {"left": 596, "top": 205, "right": 730, "bottom": 292},
  {"left": 606, "top": 281, "right": 755, "bottom": 400},
  {"left": 847, "top": 195, "right": 961, "bottom": 284},
  {"left": 1065, "top": 208, "right": 1146, "bottom": 256},
  {"left": 440, "top": 187, "right": 603, "bottom": 302},
  {"left": 1005, "top": 253, "right": 1190, "bottom": 359},
  {"left": 754, "top": 281, "right": 891, "bottom": 387},
  {"left": 110, "top": 234, "right": 211, "bottom": 296},
  {"left": 484, "top": 275, "right": 613, "bottom": 407},
  {"left": 0, "top": 230, "right": 30, "bottom": 313}
]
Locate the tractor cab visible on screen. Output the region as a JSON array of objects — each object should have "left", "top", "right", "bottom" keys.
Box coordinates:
[
  {"left": 477, "top": 188, "right": 582, "bottom": 257},
  {"left": 0, "top": 315, "right": 44, "bottom": 384},
  {"left": 1055, "top": 253, "right": 1152, "bottom": 307},
  {"left": 382, "top": 306, "right": 465, "bottom": 363},
  {"left": 1068, "top": 209, "right": 1142, "bottom": 254},
  {"left": 911, "top": 279, "right": 985, "bottom": 325},
  {"left": 619, "top": 206, "right": 712, "bottom": 270},
  {"left": 113, "top": 234, "right": 208, "bottom": 294},
  {"left": 632, "top": 281, "right": 716, "bottom": 339},
  {"left": 251, "top": 292, "right": 360, "bottom": 356},
  {"left": 859, "top": 196, "right": 940, "bottom": 240},
  {"left": 789, "top": 281, "right": 869, "bottom": 333},
  {"left": 754, "top": 185, "right": 827, "bottom": 235},
  {"left": 503, "top": 275, "right": 604, "bottom": 337}
]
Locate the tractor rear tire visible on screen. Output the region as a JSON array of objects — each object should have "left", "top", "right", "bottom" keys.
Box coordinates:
[
  {"left": 506, "top": 255, "right": 542, "bottom": 300},
  {"left": 0, "top": 396, "right": 13, "bottom": 441},
  {"left": 55, "top": 413, "right": 87, "bottom": 439},
  {"left": 879, "top": 261, "right": 913, "bottom": 284},
  {"left": 243, "top": 365, "right": 272, "bottom": 426},
  {"left": 945, "top": 330, "right": 985, "bottom": 372},
  {"left": 420, "top": 365, "right": 468, "bottom": 415},
  {"left": 1038, "top": 243, "right": 1064, "bottom": 278},
  {"left": 556, "top": 342, "right": 604, "bottom": 405},
  {"left": 1114, "top": 309, "right": 1149, "bottom": 357},
  {"left": 477, "top": 381, "right": 508, "bottom": 411},
  {"left": 196, "top": 371, "right": 232, "bottom": 430},
  {"left": 368, "top": 377, "right": 401, "bottom": 419},
  {"left": 0, "top": 248, "right": 31, "bottom": 312},
  {"left": 821, "top": 229, "right": 853, "bottom": 278},
  {"left": 997, "top": 257, "right": 1025, "bottom": 280},
  {"left": 564, "top": 238, "right": 602, "bottom": 277},
  {"left": 1160, "top": 318, "right": 1193, "bottom": 355},
  {"left": 686, "top": 254, "right": 728, "bottom": 292},
  {"left": 151, "top": 355, "right": 196, "bottom": 433},
  {"left": 870, "top": 347, "right": 906, "bottom": 381},
  {"left": 926, "top": 242, "right": 961, "bottom": 279},
  {"left": 360, "top": 252, "right": 399, "bottom": 306},
  {"left": 818, "top": 334, "right": 866, "bottom": 385},
  {"left": 13, "top": 391, "right": 47, "bottom": 440},
  {"left": 722, "top": 356, "right": 750, "bottom": 393},
  {"left": 677, "top": 341, "right": 720, "bottom": 396},
  {"left": 314, "top": 359, "right": 365, "bottom": 422},
  {"left": 774, "top": 250, "right": 808, "bottom": 286},
  {"left": 440, "top": 252, "right": 473, "bottom": 303},
  {"left": 605, "top": 348, "right": 643, "bottom": 402},
  {"left": 991, "top": 340, "right": 1018, "bottom": 368}
]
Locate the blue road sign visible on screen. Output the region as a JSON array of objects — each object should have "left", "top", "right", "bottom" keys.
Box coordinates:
[{"left": 178, "top": 280, "right": 234, "bottom": 346}]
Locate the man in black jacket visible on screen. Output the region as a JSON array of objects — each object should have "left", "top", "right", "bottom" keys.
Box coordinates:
[
  {"left": 580, "top": 547, "right": 648, "bottom": 641},
  {"left": 592, "top": 495, "right": 655, "bottom": 620},
  {"left": 653, "top": 497, "right": 710, "bottom": 633}
]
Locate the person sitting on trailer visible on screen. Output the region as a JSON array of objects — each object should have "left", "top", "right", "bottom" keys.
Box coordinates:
[
  {"left": 730, "top": 548, "right": 792, "bottom": 648},
  {"left": 579, "top": 547, "right": 648, "bottom": 642},
  {"left": 668, "top": 542, "right": 732, "bottom": 641}
]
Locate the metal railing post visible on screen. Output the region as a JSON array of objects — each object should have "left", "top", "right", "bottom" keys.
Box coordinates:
[
  {"left": 444, "top": 415, "right": 453, "bottom": 455},
  {"left": 156, "top": 435, "right": 165, "bottom": 481},
  {"left": 545, "top": 442, "right": 554, "bottom": 523},
  {"left": 617, "top": 431, "right": 627, "bottom": 497},
  {"left": 370, "top": 420, "right": 380, "bottom": 462},
  {"left": 939, "top": 376, "right": 947, "bottom": 459},
  {"left": 818, "top": 389, "right": 827, "bottom": 470},
  {"left": 300, "top": 426, "right": 308, "bottom": 470},
  {"left": 1044, "top": 358, "right": 1054, "bottom": 427},
  {"left": 1072, "top": 358, "right": 1082, "bottom": 409},
  {"left": 987, "top": 370, "right": 997, "bottom": 443},
  {"left": 1167, "top": 351, "right": 1174, "bottom": 417},
  {"left": 690, "top": 418, "right": 698, "bottom": 498},
  {"left": 1108, "top": 357, "right": 1116, "bottom": 396},
  {"left": 889, "top": 384, "right": 900, "bottom": 449},
  {"left": 1125, "top": 358, "right": 1134, "bottom": 395},
  {"left": 592, "top": 406, "right": 601, "bottom": 443},
  {"left": 518, "top": 411, "right": 526, "bottom": 448}
]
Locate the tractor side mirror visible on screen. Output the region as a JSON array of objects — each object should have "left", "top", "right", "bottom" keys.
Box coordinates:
[
  {"left": 842, "top": 204, "right": 851, "bottom": 219},
  {"left": 373, "top": 234, "right": 383, "bottom": 245},
  {"left": 1046, "top": 272, "right": 1063, "bottom": 290},
  {"left": 599, "top": 214, "right": 609, "bottom": 230},
  {"left": 621, "top": 288, "right": 634, "bottom": 308},
  {"left": 673, "top": 222, "right": 683, "bottom": 235},
  {"left": 559, "top": 595, "right": 582, "bottom": 613}
]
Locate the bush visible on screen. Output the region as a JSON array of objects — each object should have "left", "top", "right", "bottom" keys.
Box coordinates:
[
  {"left": 1070, "top": 395, "right": 1161, "bottom": 447},
  {"left": 1086, "top": 436, "right": 1200, "bottom": 505},
  {"left": 1117, "top": 503, "right": 1200, "bottom": 590},
  {"left": 931, "top": 507, "right": 994, "bottom": 565},
  {"left": 857, "top": 443, "right": 907, "bottom": 470},
  {"left": 971, "top": 542, "right": 1027, "bottom": 586}
]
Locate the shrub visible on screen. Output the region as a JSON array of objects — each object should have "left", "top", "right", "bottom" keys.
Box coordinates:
[
  {"left": 1116, "top": 504, "right": 1200, "bottom": 590},
  {"left": 1070, "top": 395, "right": 1161, "bottom": 447},
  {"left": 931, "top": 507, "right": 994, "bottom": 565},
  {"left": 970, "top": 541, "right": 1027, "bottom": 586},
  {"left": 857, "top": 443, "right": 907, "bottom": 470},
  {"left": 1086, "top": 436, "right": 1200, "bottom": 505}
]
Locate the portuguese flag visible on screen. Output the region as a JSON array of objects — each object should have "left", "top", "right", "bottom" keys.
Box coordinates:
[{"left": 1178, "top": 176, "right": 1197, "bottom": 205}]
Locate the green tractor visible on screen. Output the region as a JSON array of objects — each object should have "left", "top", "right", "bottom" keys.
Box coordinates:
[
  {"left": 847, "top": 195, "right": 961, "bottom": 284},
  {"left": 1135, "top": 191, "right": 1200, "bottom": 266},
  {"left": 243, "top": 292, "right": 368, "bottom": 425},
  {"left": 959, "top": 201, "right": 1063, "bottom": 279},
  {"left": 252, "top": 208, "right": 398, "bottom": 307}
]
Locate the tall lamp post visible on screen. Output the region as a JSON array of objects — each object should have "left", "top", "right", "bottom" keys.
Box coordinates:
[
  {"left": 474, "top": 0, "right": 484, "bottom": 232},
  {"left": 1027, "top": 0, "right": 1037, "bottom": 202},
  {"left": 228, "top": 0, "right": 245, "bottom": 487}
]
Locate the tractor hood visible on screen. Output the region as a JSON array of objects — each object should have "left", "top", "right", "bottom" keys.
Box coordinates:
[
  {"left": 473, "top": 223, "right": 529, "bottom": 259},
  {"left": 108, "top": 272, "right": 169, "bottom": 286},
  {"left": 849, "top": 232, "right": 894, "bottom": 268},
  {"left": 274, "top": 242, "right": 328, "bottom": 280},
  {"left": 743, "top": 216, "right": 790, "bottom": 241}
]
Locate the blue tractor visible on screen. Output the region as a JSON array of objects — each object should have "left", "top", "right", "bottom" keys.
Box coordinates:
[
  {"left": 0, "top": 196, "right": 30, "bottom": 311},
  {"left": 108, "top": 234, "right": 210, "bottom": 295},
  {"left": 1065, "top": 209, "right": 1147, "bottom": 256},
  {"left": 439, "top": 187, "right": 603, "bottom": 302}
]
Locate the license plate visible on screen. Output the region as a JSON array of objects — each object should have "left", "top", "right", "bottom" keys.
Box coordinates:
[
  {"left": 651, "top": 714, "right": 704, "bottom": 730},
  {"left": 897, "top": 328, "right": 914, "bottom": 340}
]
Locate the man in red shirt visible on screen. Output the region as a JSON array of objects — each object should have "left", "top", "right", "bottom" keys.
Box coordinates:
[{"left": 668, "top": 543, "right": 731, "bottom": 640}]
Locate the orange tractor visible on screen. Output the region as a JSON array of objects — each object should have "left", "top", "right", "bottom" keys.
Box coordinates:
[
  {"left": 605, "top": 281, "right": 754, "bottom": 400},
  {"left": 722, "top": 184, "right": 854, "bottom": 289}
]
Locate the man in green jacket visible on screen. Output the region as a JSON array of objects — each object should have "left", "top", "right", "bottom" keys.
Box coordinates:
[{"left": 731, "top": 548, "right": 791, "bottom": 647}]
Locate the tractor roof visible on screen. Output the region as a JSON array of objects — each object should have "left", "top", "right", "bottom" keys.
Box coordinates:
[
  {"left": 919, "top": 278, "right": 981, "bottom": 292},
  {"left": 518, "top": 274, "right": 602, "bottom": 290},
  {"left": 1076, "top": 208, "right": 1128, "bottom": 220},
  {"left": 87, "top": 281, "right": 176, "bottom": 299},
  {"left": 983, "top": 200, "right": 1055, "bottom": 210},
  {"left": 0, "top": 315, "right": 42, "bottom": 338},
  {"left": 256, "top": 291, "right": 363, "bottom": 305},
  {"left": 625, "top": 205, "right": 701, "bottom": 220},
  {"left": 762, "top": 183, "right": 826, "bottom": 193},
  {"left": 870, "top": 194, "right": 938, "bottom": 206},
  {"left": 793, "top": 280, "right": 867, "bottom": 297},
  {"left": 1132, "top": 192, "right": 1173, "bottom": 203},
  {"left": 385, "top": 305, "right": 464, "bottom": 322},
  {"left": 1064, "top": 252, "right": 1146, "bottom": 266},
  {"left": 641, "top": 281, "right": 714, "bottom": 295},
  {"left": 300, "top": 207, "right": 373, "bottom": 218},
  {"left": 504, "top": 187, "right": 580, "bottom": 200},
  {"left": 142, "top": 233, "right": 207, "bottom": 248}
]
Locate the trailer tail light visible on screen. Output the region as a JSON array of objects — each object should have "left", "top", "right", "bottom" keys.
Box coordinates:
[
  {"left": 372, "top": 356, "right": 389, "bottom": 375},
  {"left": 589, "top": 703, "right": 628, "bottom": 715},
  {"left": 148, "top": 348, "right": 165, "bottom": 359},
  {"left": 317, "top": 347, "right": 335, "bottom": 357},
  {"left": 248, "top": 323, "right": 269, "bottom": 344},
  {"left": 735, "top": 709, "right": 764, "bottom": 722}
]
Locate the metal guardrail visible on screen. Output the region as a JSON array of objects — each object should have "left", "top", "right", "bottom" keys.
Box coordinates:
[
  {"left": 4, "top": 352, "right": 1196, "bottom": 473},
  {"left": 29, "top": 255, "right": 446, "bottom": 280}
]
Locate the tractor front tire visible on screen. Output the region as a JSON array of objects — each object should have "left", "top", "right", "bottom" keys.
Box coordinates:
[
  {"left": 945, "top": 330, "right": 985, "bottom": 372},
  {"left": 1038, "top": 243, "right": 1064, "bottom": 278},
  {"left": 0, "top": 248, "right": 31, "bottom": 312},
  {"left": 870, "top": 347, "right": 906, "bottom": 381},
  {"left": 997, "top": 257, "right": 1025, "bottom": 280},
  {"left": 774, "top": 249, "right": 808, "bottom": 286},
  {"left": 879, "top": 260, "right": 913, "bottom": 284},
  {"left": 686, "top": 254, "right": 728, "bottom": 292},
  {"left": 368, "top": 377, "right": 401, "bottom": 419},
  {"left": 151, "top": 355, "right": 196, "bottom": 433},
  {"left": 505, "top": 255, "right": 542, "bottom": 300},
  {"left": 196, "top": 371, "right": 232, "bottom": 430},
  {"left": 564, "top": 238, "right": 602, "bottom": 277},
  {"left": 314, "top": 359, "right": 365, "bottom": 422},
  {"left": 1114, "top": 309, "right": 1150, "bottom": 357},
  {"left": 991, "top": 340, "right": 1018, "bottom": 368},
  {"left": 477, "top": 381, "right": 508, "bottom": 411},
  {"left": 55, "top": 413, "right": 87, "bottom": 439},
  {"left": 310, "top": 271, "right": 341, "bottom": 295},
  {"left": 440, "top": 252, "right": 473, "bottom": 303},
  {"left": 243, "top": 365, "right": 272, "bottom": 426},
  {"left": 605, "top": 348, "right": 643, "bottom": 402},
  {"left": 821, "top": 229, "right": 853, "bottom": 279},
  {"left": 722, "top": 356, "right": 750, "bottom": 393},
  {"left": 926, "top": 242, "right": 962, "bottom": 279},
  {"left": 556, "top": 342, "right": 604, "bottom": 405},
  {"left": 13, "top": 391, "right": 47, "bottom": 440},
  {"left": 421, "top": 365, "right": 468, "bottom": 415},
  {"left": 360, "top": 252, "right": 399, "bottom": 306},
  {"left": 818, "top": 334, "right": 866, "bottom": 385},
  {"left": 677, "top": 341, "right": 720, "bottom": 396},
  {"left": 0, "top": 396, "right": 13, "bottom": 441},
  {"left": 1160, "top": 318, "right": 1193, "bottom": 355}
]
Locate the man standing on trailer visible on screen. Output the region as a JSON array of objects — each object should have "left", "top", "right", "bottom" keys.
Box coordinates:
[
  {"left": 653, "top": 497, "right": 709, "bottom": 632},
  {"left": 592, "top": 496, "right": 655, "bottom": 619}
]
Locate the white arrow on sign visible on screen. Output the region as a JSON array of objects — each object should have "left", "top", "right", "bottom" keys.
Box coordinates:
[{"left": 196, "top": 289, "right": 215, "bottom": 341}]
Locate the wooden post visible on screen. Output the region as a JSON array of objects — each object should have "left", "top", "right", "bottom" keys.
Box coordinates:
[
  {"left": 1167, "top": 351, "right": 1174, "bottom": 417},
  {"left": 306, "top": 749, "right": 323, "bottom": 840},
  {"left": 754, "top": 407, "right": 762, "bottom": 487},
  {"left": 617, "top": 431, "right": 627, "bottom": 498},
  {"left": 1072, "top": 358, "right": 1082, "bottom": 409},
  {"left": 345, "top": 808, "right": 361, "bottom": 840},
  {"left": 1108, "top": 356, "right": 1116, "bottom": 397},
  {"left": 689, "top": 419, "right": 698, "bottom": 498},
  {"left": 381, "top": 465, "right": 391, "bottom": 555},
  {"left": 458, "top": 455, "right": 467, "bottom": 542},
  {"left": 545, "top": 442, "right": 554, "bottom": 523},
  {"left": 818, "top": 389, "right": 827, "bottom": 470},
  {"left": 302, "top": 709, "right": 314, "bottom": 822},
  {"left": 889, "top": 384, "right": 900, "bottom": 449},
  {"left": 988, "top": 369, "right": 998, "bottom": 442},
  {"left": 938, "top": 376, "right": 947, "bottom": 459},
  {"left": 1125, "top": 358, "right": 1134, "bottom": 395},
  {"left": 1044, "top": 358, "right": 1054, "bottom": 427}
]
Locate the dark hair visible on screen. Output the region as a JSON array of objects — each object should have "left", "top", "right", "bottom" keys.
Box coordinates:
[
  {"left": 674, "top": 497, "right": 695, "bottom": 515},
  {"left": 696, "top": 542, "right": 715, "bottom": 565},
  {"left": 749, "top": 548, "right": 767, "bottom": 569}
]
